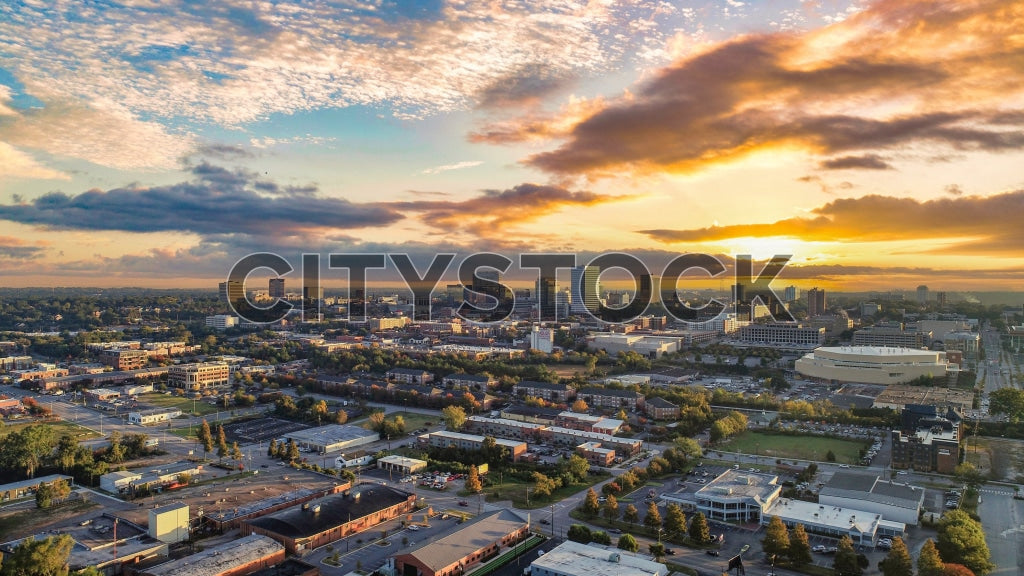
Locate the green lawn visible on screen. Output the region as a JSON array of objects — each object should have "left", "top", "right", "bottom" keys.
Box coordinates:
[
  {"left": 0, "top": 418, "right": 100, "bottom": 440},
  {"left": 138, "top": 392, "right": 219, "bottom": 415},
  {"left": 482, "top": 472, "right": 611, "bottom": 509},
  {"left": 357, "top": 411, "right": 437, "bottom": 433},
  {"left": 720, "top": 430, "right": 869, "bottom": 464}
]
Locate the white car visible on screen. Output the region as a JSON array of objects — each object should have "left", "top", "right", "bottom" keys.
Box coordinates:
[{"left": 408, "top": 525, "right": 420, "bottom": 531}]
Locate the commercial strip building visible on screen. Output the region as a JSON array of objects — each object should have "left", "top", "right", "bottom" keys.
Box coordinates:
[
  {"left": 419, "top": 431, "right": 527, "bottom": 461},
  {"left": 129, "top": 407, "right": 183, "bottom": 425},
  {"left": 241, "top": 484, "right": 416, "bottom": 554},
  {"left": 463, "top": 415, "right": 642, "bottom": 460},
  {"left": 377, "top": 455, "right": 428, "bottom": 476},
  {"left": 99, "top": 462, "right": 204, "bottom": 495},
  {"left": 761, "top": 498, "right": 905, "bottom": 545},
  {"left": 389, "top": 509, "right": 530, "bottom": 576},
  {"left": 168, "top": 362, "right": 231, "bottom": 390},
  {"left": 527, "top": 540, "right": 667, "bottom": 576},
  {"left": 794, "top": 346, "right": 951, "bottom": 385},
  {"left": 138, "top": 534, "right": 284, "bottom": 576},
  {"left": 279, "top": 424, "right": 379, "bottom": 454},
  {"left": 0, "top": 474, "right": 73, "bottom": 502}
]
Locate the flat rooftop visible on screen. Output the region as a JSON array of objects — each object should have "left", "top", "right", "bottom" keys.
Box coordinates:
[
  {"left": 763, "top": 498, "right": 887, "bottom": 535},
  {"left": 401, "top": 509, "right": 527, "bottom": 572},
  {"left": 281, "top": 424, "right": 378, "bottom": 446},
  {"left": 822, "top": 471, "right": 925, "bottom": 510},
  {"left": 141, "top": 534, "right": 282, "bottom": 576},
  {"left": 697, "top": 469, "right": 780, "bottom": 501},
  {"left": 530, "top": 540, "right": 667, "bottom": 576}
]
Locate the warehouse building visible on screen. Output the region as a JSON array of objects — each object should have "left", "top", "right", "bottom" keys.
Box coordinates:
[
  {"left": 527, "top": 540, "right": 667, "bottom": 576},
  {"left": 138, "top": 534, "right": 284, "bottom": 576},
  {"left": 389, "top": 509, "right": 529, "bottom": 576},
  {"left": 279, "top": 424, "right": 379, "bottom": 454},
  {"left": 241, "top": 484, "right": 416, "bottom": 554}
]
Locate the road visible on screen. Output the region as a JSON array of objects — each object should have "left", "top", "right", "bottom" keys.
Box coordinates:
[{"left": 979, "top": 488, "right": 1024, "bottom": 576}]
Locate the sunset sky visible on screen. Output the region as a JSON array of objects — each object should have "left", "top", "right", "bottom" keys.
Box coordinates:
[{"left": 1, "top": 0, "right": 1023, "bottom": 291}]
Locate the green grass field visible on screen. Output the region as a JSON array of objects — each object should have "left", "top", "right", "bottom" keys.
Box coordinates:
[
  {"left": 0, "top": 418, "right": 100, "bottom": 440},
  {"left": 356, "top": 411, "right": 437, "bottom": 433},
  {"left": 720, "top": 430, "right": 869, "bottom": 464},
  {"left": 138, "top": 392, "right": 219, "bottom": 415}
]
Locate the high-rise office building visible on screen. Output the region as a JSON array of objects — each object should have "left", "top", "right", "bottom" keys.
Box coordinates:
[
  {"left": 783, "top": 285, "right": 801, "bottom": 303},
  {"left": 917, "top": 285, "right": 929, "bottom": 305},
  {"left": 268, "top": 278, "right": 285, "bottom": 298},
  {"left": 219, "top": 280, "right": 244, "bottom": 306},
  {"left": 536, "top": 276, "right": 558, "bottom": 321},
  {"left": 807, "top": 287, "right": 826, "bottom": 317},
  {"left": 570, "top": 265, "right": 600, "bottom": 315}
]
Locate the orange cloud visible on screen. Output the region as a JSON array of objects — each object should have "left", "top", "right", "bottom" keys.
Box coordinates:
[
  {"left": 493, "top": 0, "right": 1024, "bottom": 176},
  {"left": 639, "top": 189, "right": 1024, "bottom": 255},
  {"left": 390, "top": 183, "right": 627, "bottom": 240}
]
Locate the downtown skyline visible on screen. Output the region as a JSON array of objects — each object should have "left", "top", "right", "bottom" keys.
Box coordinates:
[{"left": 1, "top": 0, "right": 1024, "bottom": 291}]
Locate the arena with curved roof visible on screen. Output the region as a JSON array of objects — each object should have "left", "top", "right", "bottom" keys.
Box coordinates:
[{"left": 794, "top": 346, "right": 951, "bottom": 386}]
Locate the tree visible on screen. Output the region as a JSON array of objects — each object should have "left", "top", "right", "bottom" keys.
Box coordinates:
[
  {"left": 286, "top": 439, "right": 300, "bottom": 462},
  {"left": 465, "top": 465, "right": 482, "bottom": 493},
  {"left": 567, "top": 524, "right": 592, "bottom": 543},
  {"left": 267, "top": 438, "right": 277, "bottom": 457},
  {"left": 623, "top": 503, "right": 639, "bottom": 524},
  {"left": 441, "top": 405, "right": 467, "bottom": 431},
  {"left": 880, "top": 537, "right": 913, "bottom": 576},
  {"left": 643, "top": 501, "right": 662, "bottom": 531},
  {"left": 0, "top": 534, "right": 74, "bottom": 576},
  {"left": 988, "top": 388, "right": 1024, "bottom": 422},
  {"left": 688, "top": 512, "right": 710, "bottom": 544},
  {"left": 3, "top": 424, "right": 57, "bottom": 478},
  {"left": 942, "top": 564, "right": 977, "bottom": 576},
  {"left": 37, "top": 478, "right": 71, "bottom": 509},
  {"left": 231, "top": 441, "right": 243, "bottom": 462},
  {"left": 591, "top": 531, "right": 611, "bottom": 545},
  {"left": 566, "top": 454, "right": 590, "bottom": 483},
  {"left": 954, "top": 462, "right": 986, "bottom": 491},
  {"left": 217, "top": 424, "right": 228, "bottom": 455},
  {"left": 787, "top": 524, "right": 812, "bottom": 566},
  {"left": 762, "top": 516, "right": 790, "bottom": 559},
  {"left": 918, "top": 539, "right": 945, "bottom": 576},
  {"left": 937, "top": 510, "right": 994, "bottom": 575},
  {"left": 199, "top": 419, "right": 214, "bottom": 457},
  {"left": 571, "top": 399, "right": 589, "bottom": 412},
  {"left": 581, "top": 488, "right": 601, "bottom": 517},
  {"left": 368, "top": 411, "right": 386, "bottom": 432},
  {"left": 72, "top": 567, "right": 104, "bottom": 576},
  {"left": 617, "top": 533, "right": 639, "bottom": 553},
  {"left": 56, "top": 434, "right": 78, "bottom": 473},
  {"left": 833, "top": 535, "right": 862, "bottom": 576},
  {"left": 663, "top": 503, "right": 687, "bottom": 538},
  {"left": 649, "top": 542, "right": 666, "bottom": 559},
  {"left": 826, "top": 449, "right": 837, "bottom": 462},
  {"left": 532, "top": 472, "right": 557, "bottom": 499},
  {"left": 672, "top": 437, "right": 703, "bottom": 461},
  {"left": 602, "top": 494, "right": 620, "bottom": 521}
]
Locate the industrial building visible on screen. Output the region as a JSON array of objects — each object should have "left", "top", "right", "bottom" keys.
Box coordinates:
[
  {"left": 527, "top": 540, "right": 667, "bottom": 576},
  {"left": 241, "top": 484, "right": 416, "bottom": 554},
  {"left": 149, "top": 502, "right": 191, "bottom": 543},
  {"left": 819, "top": 471, "right": 926, "bottom": 526},
  {"left": 279, "top": 424, "right": 379, "bottom": 454},
  {"left": 389, "top": 509, "right": 530, "bottom": 576},
  {"left": 138, "top": 534, "right": 284, "bottom": 576}
]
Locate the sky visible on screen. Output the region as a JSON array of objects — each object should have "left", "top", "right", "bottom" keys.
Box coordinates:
[{"left": 1, "top": 0, "right": 1024, "bottom": 292}]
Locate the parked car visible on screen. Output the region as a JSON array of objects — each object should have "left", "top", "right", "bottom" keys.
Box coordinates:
[
  {"left": 706, "top": 550, "right": 720, "bottom": 556},
  {"left": 540, "top": 518, "right": 550, "bottom": 525},
  {"left": 665, "top": 549, "right": 676, "bottom": 556},
  {"left": 812, "top": 545, "right": 827, "bottom": 553}
]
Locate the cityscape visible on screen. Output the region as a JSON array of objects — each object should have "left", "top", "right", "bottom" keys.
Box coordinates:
[{"left": 2, "top": 2, "right": 1024, "bottom": 576}]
